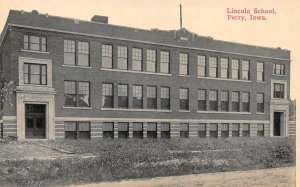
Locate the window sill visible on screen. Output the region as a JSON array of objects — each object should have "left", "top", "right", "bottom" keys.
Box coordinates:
[
  {"left": 101, "top": 68, "right": 171, "bottom": 76},
  {"left": 179, "top": 75, "right": 190, "bottom": 77},
  {"left": 63, "top": 107, "right": 92, "bottom": 110},
  {"left": 256, "top": 81, "right": 266, "bottom": 83},
  {"left": 21, "top": 49, "right": 50, "bottom": 54},
  {"left": 179, "top": 110, "right": 190, "bottom": 112},
  {"left": 101, "top": 108, "right": 172, "bottom": 112},
  {"left": 197, "top": 76, "right": 251, "bottom": 82},
  {"left": 272, "top": 74, "right": 286, "bottom": 76},
  {"left": 62, "top": 65, "right": 91, "bottom": 69},
  {"left": 256, "top": 113, "right": 266, "bottom": 115},
  {"left": 197, "top": 111, "right": 251, "bottom": 114}
]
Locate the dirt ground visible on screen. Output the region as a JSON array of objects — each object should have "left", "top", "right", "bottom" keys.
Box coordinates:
[{"left": 69, "top": 167, "right": 295, "bottom": 187}]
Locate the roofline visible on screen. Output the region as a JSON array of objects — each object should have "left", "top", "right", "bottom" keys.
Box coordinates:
[{"left": 1, "top": 23, "right": 291, "bottom": 62}]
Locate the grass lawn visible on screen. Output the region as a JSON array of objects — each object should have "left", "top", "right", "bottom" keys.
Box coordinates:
[{"left": 0, "top": 137, "right": 295, "bottom": 187}]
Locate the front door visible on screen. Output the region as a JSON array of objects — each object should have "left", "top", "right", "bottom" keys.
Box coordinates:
[
  {"left": 25, "top": 104, "right": 46, "bottom": 139},
  {"left": 274, "top": 112, "right": 283, "bottom": 136}
]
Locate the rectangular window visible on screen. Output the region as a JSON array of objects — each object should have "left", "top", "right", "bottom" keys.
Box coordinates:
[
  {"left": 77, "top": 42, "right": 89, "bottom": 66},
  {"left": 102, "top": 44, "right": 113, "bottom": 68},
  {"left": 197, "top": 55, "right": 206, "bottom": 77},
  {"left": 242, "top": 60, "right": 250, "bottom": 80},
  {"left": 180, "top": 88, "right": 189, "bottom": 110},
  {"left": 24, "top": 34, "right": 46, "bottom": 52},
  {"left": 117, "top": 46, "right": 128, "bottom": 70},
  {"left": 147, "top": 86, "right": 157, "bottom": 109},
  {"left": 209, "top": 90, "right": 218, "bottom": 111},
  {"left": 133, "top": 122, "right": 143, "bottom": 139},
  {"left": 64, "top": 40, "right": 76, "bottom": 65},
  {"left": 147, "top": 122, "right": 157, "bottom": 138},
  {"left": 133, "top": 85, "right": 143, "bottom": 109},
  {"left": 209, "top": 124, "right": 218, "bottom": 138},
  {"left": 118, "top": 84, "right": 128, "bottom": 108},
  {"left": 103, "top": 122, "right": 114, "bottom": 139},
  {"left": 65, "top": 122, "right": 90, "bottom": 140},
  {"left": 198, "top": 123, "right": 206, "bottom": 138},
  {"left": 198, "top": 89, "right": 206, "bottom": 111},
  {"left": 221, "top": 91, "right": 229, "bottom": 111},
  {"left": 209, "top": 57, "right": 217, "bottom": 78},
  {"left": 232, "top": 91, "right": 240, "bottom": 112},
  {"left": 257, "top": 124, "right": 264, "bottom": 137},
  {"left": 64, "top": 81, "right": 76, "bottom": 107},
  {"left": 242, "top": 92, "right": 250, "bottom": 112},
  {"left": 242, "top": 123, "right": 250, "bottom": 137},
  {"left": 161, "top": 87, "right": 170, "bottom": 110},
  {"left": 273, "top": 64, "right": 285, "bottom": 75},
  {"left": 232, "top": 59, "right": 239, "bottom": 79},
  {"left": 118, "top": 122, "right": 129, "bottom": 139},
  {"left": 160, "top": 51, "right": 170, "bottom": 74},
  {"left": 232, "top": 123, "right": 240, "bottom": 137},
  {"left": 24, "top": 63, "right": 47, "bottom": 85},
  {"left": 78, "top": 82, "right": 90, "bottom": 107},
  {"left": 180, "top": 123, "right": 189, "bottom": 138},
  {"left": 147, "top": 49, "right": 156, "bottom": 72},
  {"left": 220, "top": 58, "right": 228, "bottom": 78},
  {"left": 257, "top": 93, "right": 264, "bottom": 113},
  {"left": 64, "top": 81, "right": 90, "bottom": 107},
  {"left": 179, "top": 53, "right": 188, "bottom": 75},
  {"left": 221, "top": 123, "right": 229, "bottom": 138},
  {"left": 161, "top": 123, "right": 170, "bottom": 139},
  {"left": 257, "top": 62, "right": 264, "bottom": 81},
  {"left": 132, "top": 48, "right": 142, "bottom": 71},
  {"left": 102, "top": 83, "right": 113, "bottom": 108},
  {"left": 274, "top": 83, "right": 284, "bottom": 98}
]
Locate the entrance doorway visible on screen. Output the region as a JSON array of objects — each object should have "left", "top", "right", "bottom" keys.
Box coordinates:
[
  {"left": 274, "top": 112, "right": 284, "bottom": 136},
  {"left": 25, "top": 104, "right": 46, "bottom": 139}
]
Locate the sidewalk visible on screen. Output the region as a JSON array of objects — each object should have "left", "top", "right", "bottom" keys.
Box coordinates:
[{"left": 70, "top": 167, "right": 295, "bottom": 187}]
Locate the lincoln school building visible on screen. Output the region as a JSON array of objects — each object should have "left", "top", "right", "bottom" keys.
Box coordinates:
[{"left": 0, "top": 10, "right": 294, "bottom": 140}]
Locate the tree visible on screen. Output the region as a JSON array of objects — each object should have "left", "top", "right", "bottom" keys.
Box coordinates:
[{"left": 0, "top": 73, "right": 16, "bottom": 109}]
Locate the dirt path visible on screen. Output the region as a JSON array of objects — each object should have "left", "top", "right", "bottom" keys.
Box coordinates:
[{"left": 70, "top": 167, "right": 295, "bottom": 187}]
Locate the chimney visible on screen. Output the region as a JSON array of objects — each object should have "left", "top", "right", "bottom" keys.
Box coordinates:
[{"left": 91, "top": 15, "right": 108, "bottom": 24}]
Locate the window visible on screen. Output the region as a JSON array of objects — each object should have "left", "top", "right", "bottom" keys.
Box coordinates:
[
  {"left": 221, "top": 124, "right": 229, "bottom": 138},
  {"left": 257, "top": 124, "right": 264, "bottom": 137},
  {"left": 147, "top": 122, "right": 157, "bottom": 138},
  {"left": 257, "top": 93, "right": 264, "bottom": 113},
  {"left": 232, "top": 91, "right": 240, "bottom": 112},
  {"left": 102, "top": 44, "right": 113, "bottom": 68},
  {"left": 24, "top": 34, "right": 46, "bottom": 51},
  {"left": 118, "top": 84, "right": 128, "bottom": 108},
  {"left": 220, "top": 58, "right": 228, "bottom": 78},
  {"left": 147, "top": 49, "right": 156, "bottom": 72},
  {"left": 273, "top": 64, "right": 285, "bottom": 75},
  {"left": 24, "top": 63, "right": 47, "bottom": 85},
  {"left": 161, "top": 87, "right": 170, "bottom": 110},
  {"left": 160, "top": 51, "right": 170, "bottom": 73},
  {"left": 132, "top": 48, "right": 142, "bottom": 71},
  {"left": 242, "top": 92, "right": 250, "bottom": 112},
  {"left": 65, "top": 122, "right": 90, "bottom": 140},
  {"left": 257, "top": 62, "right": 264, "bottom": 81},
  {"left": 232, "top": 59, "right": 239, "bottom": 79},
  {"left": 180, "top": 88, "right": 189, "bottom": 110},
  {"left": 209, "top": 57, "right": 217, "bottom": 78},
  {"left": 118, "top": 122, "right": 129, "bottom": 139},
  {"left": 221, "top": 91, "right": 229, "bottom": 111},
  {"left": 161, "top": 123, "right": 170, "bottom": 139},
  {"left": 242, "top": 60, "right": 250, "bottom": 80},
  {"left": 198, "top": 89, "right": 206, "bottom": 111},
  {"left": 242, "top": 123, "right": 250, "bottom": 137},
  {"left": 147, "top": 86, "right": 157, "bottom": 109},
  {"left": 180, "top": 123, "right": 189, "bottom": 138},
  {"left": 133, "top": 85, "right": 143, "bottom": 109},
  {"left": 232, "top": 123, "right": 240, "bottom": 137},
  {"left": 197, "top": 55, "right": 206, "bottom": 76},
  {"left": 64, "top": 40, "right": 89, "bottom": 66},
  {"left": 209, "top": 124, "right": 218, "bottom": 138},
  {"left": 64, "top": 81, "right": 90, "bottom": 107},
  {"left": 102, "top": 83, "right": 113, "bottom": 108},
  {"left": 133, "top": 122, "right": 143, "bottom": 139},
  {"left": 198, "top": 123, "right": 206, "bottom": 138},
  {"left": 103, "top": 122, "right": 114, "bottom": 139},
  {"left": 209, "top": 90, "right": 218, "bottom": 111},
  {"left": 179, "top": 53, "right": 188, "bottom": 75},
  {"left": 274, "top": 83, "right": 284, "bottom": 98},
  {"left": 117, "top": 46, "right": 128, "bottom": 70}
]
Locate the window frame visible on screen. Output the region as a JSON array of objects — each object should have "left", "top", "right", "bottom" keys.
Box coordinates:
[
  {"left": 147, "top": 86, "right": 157, "bottom": 109},
  {"left": 133, "top": 85, "right": 143, "bottom": 109},
  {"left": 257, "top": 62, "right": 264, "bottom": 81},
  {"left": 179, "top": 88, "right": 189, "bottom": 110},
  {"left": 197, "top": 55, "right": 206, "bottom": 77},
  {"left": 220, "top": 58, "right": 229, "bottom": 78},
  {"left": 102, "top": 44, "right": 113, "bottom": 69},
  {"left": 64, "top": 80, "right": 90, "bottom": 107},
  {"left": 24, "top": 63, "right": 47, "bottom": 85},
  {"left": 160, "top": 51, "right": 170, "bottom": 74},
  {"left": 132, "top": 48, "right": 143, "bottom": 71},
  {"left": 102, "top": 83, "right": 114, "bottom": 108},
  {"left": 24, "top": 34, "right": 47, "bottom": 52},
  {"left": 179, "top": 53, "right": 189, "bottom": 75},
  {"left": 63, "top": 39, "right": 90, "bottom": 67},
  {"left": 146, "top": 49, "right": 156, "bottom": 73},
  {"left": 161, "top": 87, "right": 170, "bottom": 110},
  {"left": 209, "top": 57, "right": 218, "bottom": 78},
  {"left": 64, "top": 121, "right": 91, "bottom": 140}
]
